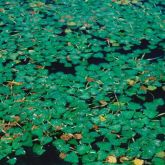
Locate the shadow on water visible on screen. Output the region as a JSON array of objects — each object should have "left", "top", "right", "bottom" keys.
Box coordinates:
[
  {"left": 15, "top": 145, "right": 70, "bottom": 165},
  {"left": 131, "top": 87, "right": 165, "bottom": 122},
  {"left": 45, "top": 61, "right": 76, "bottom": 75},
  {"left": 87, "top": 57, "right": 108, "bottom": 65}
]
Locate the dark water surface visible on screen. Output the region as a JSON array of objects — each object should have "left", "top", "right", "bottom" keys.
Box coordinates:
[{"left": 16, "top": 145, "right": 70, "bottom": 165}]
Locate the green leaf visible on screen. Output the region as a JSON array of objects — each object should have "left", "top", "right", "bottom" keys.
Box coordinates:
[
  {"left": 152, "top": 158, "right": 165, "bottom": 165},
  {"left": 128, "top": 102, "right": 141, "bottom": 110},
  {"left": 7, "top": 158, "right": 17, "bottom": 165},
  {"left": 97, "top": 150, "right": 108, "bottom": 161},
  {"left": 15, "top": 148, "right": 26, "bottom": 156},
  {"left": 65, "top": 152, "right": 79, "bottom": 163},
  {"left": 97, "top": 142, "right": 112, "bottom": 151},
  {"left": 77, "top": 145, "right": 90, "bottom": 155},
  {"left": 31, "top": 128, "right": 43, "bottom": 137},
  {"left": 33, "top": 144, "right": 46, "bottom": 155},
  {"left": 121, "top": 111, "right": 135, "bottom": 119},
  {"left": 41, "top": 136, "right": 53, "bottom": 145},
  {"left": 82, "top": 151, "right": 97, "bottom": 163},
  {"left": 143, "top": 109, "right": 157, "bottom": 118}
]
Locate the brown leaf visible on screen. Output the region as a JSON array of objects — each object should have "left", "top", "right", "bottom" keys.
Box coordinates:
[
  {"left": 99, "top": 100, "right": 108, "bottom": 106},
  {"left": 93, "top": 125, "right": 99, "bottom": 130},
  {"left": 0, "top": 8, "right": 5, "bottom": 13},
  {"left": 28, "top": 107, "right": 34, "bottom": 110},
  {"left": 31, "top": 11, "right": 36, "bottom": 15},
  {"left": 15, "top": 97, "right": 25, "bottom": 103},
  {"left": 148, "top": 76, "right": 156, "bottom": 81},
  {"left": 73, "top": 133, "right": 82, "bottom": 140},
  {"left": 86, "top": 77, "right": 94, "bottom": 82},
  {"left": 59, "top": 153, "right": 67, "bottom": 159},
  {"left": 60, "top": 134, "right": 73, "bottom": 141},
  {"left": 8, "top": 81, "right": 23, "bottom": 86},
  {"left": 36, "top": 2, "right": 45, "bottom": 7},
  {"left": 31, "top": 125, "right": 38, "bottom": 130},
  {"left": 13, "top": 116, "right": 20, "bottom": 122},
  {"left": 36, "top": 65, "right": 44, "bottom": 69},
  {"left": 55, "top": 126, "right": 62, "bottom": 131},
  {"left": 140, "top": 85, "right": 147, "bottom": 91}
]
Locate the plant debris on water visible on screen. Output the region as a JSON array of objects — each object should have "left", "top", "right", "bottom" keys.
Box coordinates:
[{"left": 0, "top": 0, "right": 165, "bottom": 164}]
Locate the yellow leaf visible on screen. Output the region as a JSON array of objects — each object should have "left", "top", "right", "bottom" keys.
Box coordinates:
[
  {"left": 132, "top": 0, "right": 139, "bottom": 3},
  {"left": 67, "top": 22, "right": 76, "bottom": 26},
  {"left": 162, "top": 86, "right": 165, "bottom": 91},
  {"left": 99, "top": 115, "right": 106, "bottom": 122},
  {"left": 156, "top": 151, "right": 165, "bottom": 158},
  {"left": 119, "top": 156, "right": 129, "bottom": 162},
  {"left": 7, "top": 81, "right": 23, "bottom": 86},
  {"left": 65, "top": 28, "right": 72, "bottom": 33},
  {"left": 133, "top": 158, "right": 144, "bottom": 165},
  {"left": 147, "top": 85, "right": 157, "bottom": 91},
  {"left": 106, "top": 155, "right": 117, "bottom": 163},
  {"left": 99, "top": 100, "right": 108, "bottom": 106},
  {"left": 112, "top": 42, "right": 119, "bottom": 46},
  {"left": 113, "top": 102, "right": 125, "bottom": 106},
  {"left": 30, "top": 2, "right": 45, "bottom": 7},
  {"left": 127, "top": 79, "right": 136, "bottom": 86}
]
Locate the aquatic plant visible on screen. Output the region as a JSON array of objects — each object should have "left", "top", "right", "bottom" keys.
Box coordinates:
[{"left": 0, "top": 0, "right": 164, "bottom": 164}]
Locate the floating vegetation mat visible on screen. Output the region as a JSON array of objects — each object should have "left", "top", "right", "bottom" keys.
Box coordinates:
[{"left": 0, "top": 0, "right": 165, "bottom": 164}]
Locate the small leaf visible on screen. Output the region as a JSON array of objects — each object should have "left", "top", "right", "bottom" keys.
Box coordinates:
[
  {"left": 127, "top": 79, "right": 136, "bottom": 86},
  {"left": 162, "top": 86, "right": 165, "bottom": 91},
  {"left": 140, "top": 85, "right": 147, "bottom": 91},
  {"left": 67, "top": 22, "right": 76, "bottom": 26},
  {"left": 0, "top": 8, "right": 5, "bottom": 13},
  {"left": 152, "top": 157, "right": 165, "bottom": 165},
  {"left": 86, "top": 77, "right": 94, "bottom": 82},
  {"left": 99, "top": 100, "right": 108, "bottom": 107},
  {"left": 33, "top": 144, "right": 45, "bottom": 155},
  {"left": 77, "top": 145, "right": 90, "bottom": 155},
  {"left": 7, "top": 81, "right": 23, "bottom": 86},
  {"left": 59, "top": 152, "right": 67, "bottom": 159},
  {"left": 15, "top": 148, "right": 26, "bottom": 156},
  {"left": 106, "top": 155, "right": 117, "bottom": 163},
  {"left": 65, "top": 152, "right": 79, "bottom": 163},
  {"left": 147, "top": 86, "right": 157, "bottom": 91},
  {"left": 119, "top": 156, "right": 129, "bottom": 163},
  {"left": 99, "top": 115, "right": 106, "bottom": 122},
  {"left": 155, "top": 151, "right": 165, "bottom": 158},
  {"left": 60, "top": 134, "right": 73, "bottom": 141},
  {"left": 132, "top": 158, "right": 144, "bottom": 165},
  {"left": 73, "top": 133, "right": 82, "bottom": 140},
  {"left": 144, "top": 109, "right": 157, "bottom": 118},
  {"left": 7, "top": 158, "right": 17, "bottom": 165}
]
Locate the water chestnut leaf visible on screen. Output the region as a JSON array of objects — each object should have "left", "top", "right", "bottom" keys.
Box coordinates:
[
  {"left": 7, "top": 158, "right": 17, "bottom": 165},
  {"left": 64, "top": 152, "right": 79, "bottom": 163},
  {"left": 33, "top": 144, "right": 46, "bottom": 155},
  {"left": 0, "top": 0, "right": 164, "bottom": 164}
]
